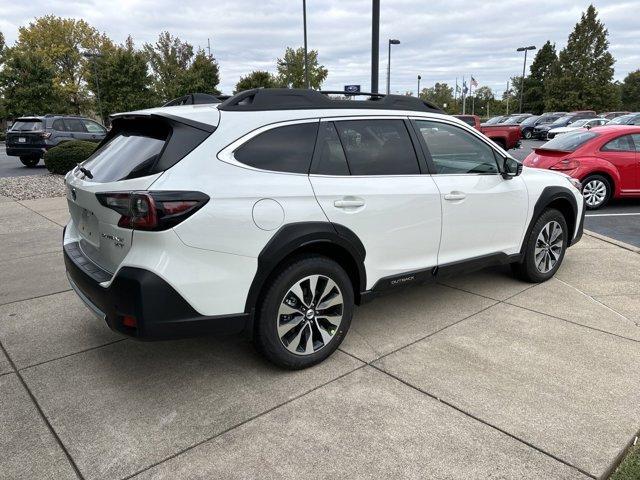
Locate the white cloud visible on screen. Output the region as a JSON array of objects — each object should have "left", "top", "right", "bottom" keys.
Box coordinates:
[{"left": 2, "top": 0, "right": 638, "bottom": 96}]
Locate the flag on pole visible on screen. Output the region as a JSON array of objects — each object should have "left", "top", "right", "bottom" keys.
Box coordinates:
[
  {"left": 462, "top": 80, "right": 468, "bottom": 95},
  {"left": 471, "top": 76, "right": 478, "bottom": 88}
]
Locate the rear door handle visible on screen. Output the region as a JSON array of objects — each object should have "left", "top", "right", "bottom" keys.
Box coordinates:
[
  {"left": 444, "top": 192, "right": 467, "bottom": 201},
  {"left": 334, "top": 199, "right": 365, "bottom": 208}
]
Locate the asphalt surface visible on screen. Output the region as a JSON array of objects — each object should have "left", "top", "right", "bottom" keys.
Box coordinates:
[
  {"left": 0, "top": 143, "right": 48, "bottom": 177},
  {"left": 513, "top": 139, "right": 640, "bottom": 248},
  {"left": 2, "top": 139, "right": 638, "bottom": 247}
]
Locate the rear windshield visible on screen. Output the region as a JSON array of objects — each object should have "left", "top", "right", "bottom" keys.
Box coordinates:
[
  {"left": 541, "top": 131, "right": 598, "bottom": 152},
  {"left": 520, "top": 116, "right": 539, "bottom": 126},
  {"left": 609, "top": 114, "right": 633, "bottom": 125},
  {"left": 550, "top": 115, "right": 572, "bottom": 127},
  {"left": 81, "top": 120, "right": 169, "bottom": 182},
  {"left": 11, "top": 120, "right": 42, "bottom": 131}
]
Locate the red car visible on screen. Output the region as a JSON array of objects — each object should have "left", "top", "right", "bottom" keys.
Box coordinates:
[{"left": 523, "top": 125, "right": 640, "bottom": 209}]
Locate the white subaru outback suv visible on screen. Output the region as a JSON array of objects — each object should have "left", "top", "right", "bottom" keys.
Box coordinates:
[{"left": 64, "top": 89, "right": 585, "bottom": 369}]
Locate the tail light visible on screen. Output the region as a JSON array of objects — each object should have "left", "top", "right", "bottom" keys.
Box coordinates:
[
  {"left": 96, "top": 191, "right": 209, "bottom": 231},
  {"left": 550, "top": 159, "right": 580, "bottom": 171}
]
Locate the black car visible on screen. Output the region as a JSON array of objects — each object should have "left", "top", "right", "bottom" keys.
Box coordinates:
[
  {"left": 5, "top": 115, "right": 107, "bottom": 167},
  {"left": 532, "top": 112, "right": 596, "bottom": 140},
  {"left": 521, "top": 113, "right": 565, "bottom": 139}
]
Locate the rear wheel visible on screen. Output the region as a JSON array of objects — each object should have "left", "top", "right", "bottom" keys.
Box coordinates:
[
  {"left": 254, "top": 256, "right": 353, "bottom": 369},
  {"left": 523, "top": 130, "right": 532, "bottom": 139},
  {"left": 512, "top": 208, "right": 568, "bottom": 283},
  {"left": 582, "top": 174, "right": 611, "bottom": 210},
  {"left": 19, "top": 156, "right": 39, "bottom": 167}
]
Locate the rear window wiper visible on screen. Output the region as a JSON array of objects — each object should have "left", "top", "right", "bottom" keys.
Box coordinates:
[{"left": 77, "top": 164, "right": 94, "bottom": 179}]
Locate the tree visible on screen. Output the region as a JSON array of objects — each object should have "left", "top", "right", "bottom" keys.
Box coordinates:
[
  {"left": 523, "top": 41, "right": 557, "bottom": 114},
  {"left": 86, "top": 37, "right": 155, "bottom": 122},
  {"left": 419, "top": 82, "right": 454, "bottom": 112},
  {"left": 0, "top": 48, "right": 67, "bottom": 118},
  {"left": 235, "top": 70, "right": 282, "bottom": 93},
  {"left": 179, "top": 49, "right": 221, "bottom": 95},
  {"left": 276, "top": 47, "right": 328, "bottom": 89},
  {"left": 544, "top": 5, "right": 618, "bottom": 111},
  {"left": 14, "top": 15, "right": 112, "bottom": 113},
  {"left": 144, "top": 33, "right": 220, "bottom": 102},
  {"left": 621, "top": 70, "right": 640, "bottom": 111}
]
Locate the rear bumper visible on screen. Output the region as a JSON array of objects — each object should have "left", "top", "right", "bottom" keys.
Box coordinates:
[
  {"left": 63, "top": 241, "right": 250, "bottom": 339},
  {"left": 6, "top": 146, "right": 47, "bottom": 157}
]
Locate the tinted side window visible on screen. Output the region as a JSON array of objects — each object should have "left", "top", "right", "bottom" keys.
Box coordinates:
[
  {"left": 52, "top": 119, "right": 67, "bottom": 131},
  {"left": 312, "top": 122, "right": 350, "bottom": 175},
  {"left": 65, "top": 118, "right": 87, "bottom": 132},
  {"left": 415, "top": 120, "right": 499, "bottom": 174},
  {"left": 235, "top": 122, "right": 318, "bottom": 174},
  {"left": 334, "top": 119, "right": 419, "bottom": 175},
  {"left": 632, "top": 134, "right": 640, "bottom": 151},
  {"left": 83, "top": 119, "right": 106, "bottom": 134},
  {"left": 602, "top": 135, "right": 634, "bottom": 152}
]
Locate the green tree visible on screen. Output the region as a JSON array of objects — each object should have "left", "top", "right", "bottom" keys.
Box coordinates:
[
  {"left": 179, "top": 49, "right": 221, "bottom": 95},
  {"left": 544, "top": 5, "right": 618, "bottom": 111},
  {"left": 14, "top": 15, "right": 112, "bottom": 113},
  {"left": 234, "top": 70, "right": 282, "bottom": 93},
  {"left": 276, "top": 47, "right": 328, "bottom": 89},
  {"left": 620, "top": 70, "right": 640, "bottom": 111},
  {"left": 419, "top": 82, "right": 454, "bottom": 112},
  {"left": 523, "top": 41, "right": 557, "bottom": 114},
  {"left": 0, "top": 48, "right": 66, "bottom": 118},
  {"left": 86, "top": 37, "right": 155, "bottom": 122}
]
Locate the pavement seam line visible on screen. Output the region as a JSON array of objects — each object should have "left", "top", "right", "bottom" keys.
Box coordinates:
[
  {"left": 119, "top": 362, "right": 367, "bottom": 480},
  {"left": 0, "top": 248, "right": 62, "bottom": 265},
  {"left": 15, "top": 199, "right": 64, "bottom": 228},
  {"left": 554, "top": 277, "right": 640, "bottom": 327},
  {"left": 0, "top": 288, "right": 72, "bottom": 308},
  {"left": 0, "top": 340, "right": 85, "bottom": 480},
  {"left": 369, "top": 363, "right": 597, "bottom": 479}
]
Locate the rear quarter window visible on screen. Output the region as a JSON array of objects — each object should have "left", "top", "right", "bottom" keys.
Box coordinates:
[{"left": 234, "top": 122, "right": 319, "bottom": 174}]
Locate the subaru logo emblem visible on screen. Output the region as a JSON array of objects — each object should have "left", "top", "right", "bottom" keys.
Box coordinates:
[{"left": 71, "top": 187, "right": 77, "bottom": 201}]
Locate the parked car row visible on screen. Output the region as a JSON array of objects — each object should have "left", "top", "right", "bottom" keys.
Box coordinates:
[{"left": 5, "top": 115, "right": 107, "bottom": 167}]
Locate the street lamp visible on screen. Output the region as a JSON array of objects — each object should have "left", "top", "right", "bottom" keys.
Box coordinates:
[
  {"left": 417, "top": 75, "right": 421, "bottom": 97},
  {"left": 516, "top": 45, "right": 536, "bottom": 113},
  {"left": 302, "top": 0, "right": 309, "bottom": 89},
  {"left": 83, "top": 52, "right": 104, "bottom": 124},
  {"left": 386, "top": 39, "right": 400, "bottom": 94}
]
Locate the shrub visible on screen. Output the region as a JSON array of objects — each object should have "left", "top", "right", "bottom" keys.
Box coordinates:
[{"left": 44, "top": 140, "right": 98, "bottom": 175}]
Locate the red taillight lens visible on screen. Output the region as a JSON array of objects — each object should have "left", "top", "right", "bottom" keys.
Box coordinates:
[
  {"left": 550, "top": 159, "right": 580, "bottom": 171},
  {"left": 96, "top": 191, "right": 208, "bottom": 231}
]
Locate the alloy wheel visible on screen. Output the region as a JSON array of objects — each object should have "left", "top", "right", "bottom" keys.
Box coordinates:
[
  {"left": 534, "top": 221, "right": 564, "bottom": 273},
  {"left": 277, "top": 275, "right": 343, "bottom": 355},
  {"left": 583, "top": 180, "right": 607, "bottom": 207}
]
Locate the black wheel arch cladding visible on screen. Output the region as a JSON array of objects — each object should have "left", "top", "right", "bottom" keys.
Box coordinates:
[{"left": 244, "top": 222, "right": 367, "bottom": 313}]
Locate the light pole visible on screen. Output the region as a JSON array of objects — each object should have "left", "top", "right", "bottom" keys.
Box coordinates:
[
  {"left": 83, "top": 52, "right": 104, "bottom": 124},
  {"left": 417, "top": 75, "right": 421, "bottom": 97},
  {"left": 516, "top": 45, "right": 536, "bottom": 113},
  {"left": 386, "top": 39, "right": 400, "bottom": 94},
  {"left": 371, "top": 0, "right": 380, "bottom": 93},
  {"left": 302, "top": 0, "right": 309, "bottom": 89}
]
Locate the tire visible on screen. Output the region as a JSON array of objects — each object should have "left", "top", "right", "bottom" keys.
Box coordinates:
[
  {"left": 254, "top": 255, "right": 354, "bottom": 369},
  {"left": 523, "top": 130, "right": 532, "bottom": 139},
  {"left": 511, "top": 208, "right": 568, "bottom": 283},
  {"left": 581, "top": 174, "right": 611, "bottom": 210},
  {"left": 20, "top": 156, "right": 39, "bottom": 167}
]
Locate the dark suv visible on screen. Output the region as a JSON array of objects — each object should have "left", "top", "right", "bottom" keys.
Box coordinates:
[
  {"left": 532, "top": 112, "right": 596, "bottom": 140},
  {"left": 6, "top": 115, "right": 107, "bottom": 167}
]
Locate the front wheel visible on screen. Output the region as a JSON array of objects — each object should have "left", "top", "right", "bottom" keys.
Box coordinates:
[
  {"left": 512, "top": 209, "right": 568, "bottom": 283},
  {"left": 254, "top": 256, "right": 354, "bottom": 369},
  {"left": 582, "top": 174, "right": 610, "bottom": 210},
  {"left": 523, "top": 130, "right": 532, "bottom": 139},
  {"left": 20, "top": 156, "right": 40, "bottom": 167}
]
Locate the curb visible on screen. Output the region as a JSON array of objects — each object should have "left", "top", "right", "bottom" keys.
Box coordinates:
[{"left": 584, "top": 229, "right": 640, "bottom": 254}]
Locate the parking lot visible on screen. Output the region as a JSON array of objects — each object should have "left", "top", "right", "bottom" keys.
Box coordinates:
[{"left": 1, "top": 194, "right": 639, "bottom": 479}]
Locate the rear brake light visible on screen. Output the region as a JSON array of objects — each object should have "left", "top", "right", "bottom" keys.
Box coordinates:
[
  {"left": 550, "top": 159, "right": 580, "bottom": 171},
  {"left": 96, "top": 191, "right": 209, "bottom": 231}
]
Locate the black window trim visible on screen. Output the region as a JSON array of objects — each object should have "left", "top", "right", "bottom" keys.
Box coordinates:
[
  {"left": 224, "top": 118, "right": 321, "bottom": 176},
  {"left": 309, "top": 116, "right": 427, "bottom": 177},
  {"left": 409, "top": 116, "right": 508, "bottom": 176}
]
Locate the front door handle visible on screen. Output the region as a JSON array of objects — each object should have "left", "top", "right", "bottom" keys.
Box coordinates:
[
  {"left": 444, "top": 192, "right": 467, "bottom": 201},
  {"left": 334, "top": 199, "right": 365, "bottom": 208}
]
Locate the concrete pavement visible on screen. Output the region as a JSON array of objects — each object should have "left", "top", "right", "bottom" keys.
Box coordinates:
[{"left": 0, "top": 196, "right": 639, "bottom": 480}]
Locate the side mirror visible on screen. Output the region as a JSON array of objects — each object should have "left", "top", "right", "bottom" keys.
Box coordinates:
[{"left": 501, "top": 156, "right": 523, "bottom": 179}]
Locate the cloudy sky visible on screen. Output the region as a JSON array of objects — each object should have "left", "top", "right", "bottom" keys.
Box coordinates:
[{"left": 1, "top": 0, "right": 638, "bottom": 96}]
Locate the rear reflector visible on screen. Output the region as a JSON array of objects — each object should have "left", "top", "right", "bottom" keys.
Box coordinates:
[
  {"left": 122, "top": 315, "right": 137, "bottom": 328},
  {"left": 96, "top": 191, "right": 209, "bottom": 231}
]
